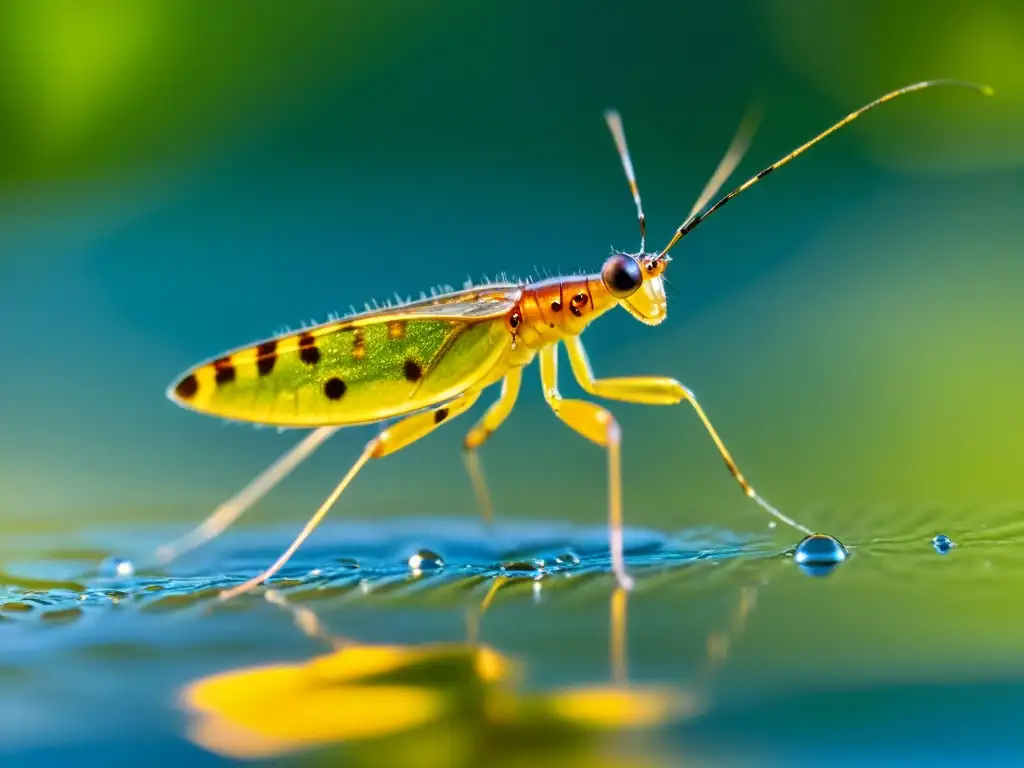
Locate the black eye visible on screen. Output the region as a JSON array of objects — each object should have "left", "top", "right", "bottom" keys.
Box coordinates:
[{"left": 601, "top": 254, "right": 643, "bottom": 299}]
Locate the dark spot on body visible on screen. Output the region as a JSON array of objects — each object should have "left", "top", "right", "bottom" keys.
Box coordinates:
[
  {"left": 434, "top": 407, "right": 449, "bottom": 424},
  {"left": 550, "top": 300, "right": 562, "bottom": 312},
  {"left": 404, "top": 359, "right": 423, "bottom": 381},
  {"left": 256, "top": 340, "right": 278, "bottom": 376},
  {"left": 299, "top": 333, "right": 321, "bottom": 365},
  {"left": 352, "top": 329, "right": 366, "bottom": 361},
  {"left": 175, "top": 374, "right": 198, "bottom": 399},
  {"left": 324, "top": 377, "right": 347, "bottom": 400},
  {"left": 570, "top": 292, "right": 588, "bottom": 317},
  {"left": 213, "top": 356, "right": 236, "bottom": 385}
]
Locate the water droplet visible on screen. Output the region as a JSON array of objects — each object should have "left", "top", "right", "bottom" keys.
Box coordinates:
[
  {"left": 554, "top": 551, "right": 580, "bottom": 566},
  {"left": 793, "top": 533, "right": 847, "bottom": 577},
  {"left": 932, "top": 534, "right": 955, "bottom": 554},
  {"left": 99, "top": 557, "right": 135, "bottom": 579},
  {"left": 408, "top": 549, "right": 444, "bottom": 572}
]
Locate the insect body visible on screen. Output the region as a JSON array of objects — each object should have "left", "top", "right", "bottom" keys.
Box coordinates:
[{"left": 161, "top": 79, "right": 991, "bottom": 600}]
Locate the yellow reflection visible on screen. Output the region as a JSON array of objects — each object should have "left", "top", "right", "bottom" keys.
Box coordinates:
[{"left": 181, "top": 578, "right": 757, "bottom": 764}]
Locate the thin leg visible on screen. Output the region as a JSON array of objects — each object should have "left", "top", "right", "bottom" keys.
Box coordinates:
[
  {"left": 264, "top": 589, "right": 350, "bottom": 650},
  {"left": 563, "top": 335, "right": 812, "bottom": 535},
  {"left": 155, "top": 426, "right": 340, "bottom": 565},
  {"left": 539, "top": 345, "right": 632, "bottom": 590},
  {"left": 219, "top": 390, "right": 483, "bottom": 601},
  {"left": 462, "top": 368, "right": 523, "bottom": 524}
]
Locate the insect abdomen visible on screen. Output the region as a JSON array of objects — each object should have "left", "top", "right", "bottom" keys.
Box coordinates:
[{"left": 168, "top": 317, "right": 510, "bottom": 427}]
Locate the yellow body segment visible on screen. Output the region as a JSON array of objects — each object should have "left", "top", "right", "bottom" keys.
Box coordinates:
[{"left": 168, "top": 288, "right": 520, "bottom": 427}]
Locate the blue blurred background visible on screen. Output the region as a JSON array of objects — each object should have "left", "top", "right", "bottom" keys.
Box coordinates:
[
  {"left": 3, "top": 0, "right": 1022, "bottom": 538},
  {"left": 2, "top": 2, "right": 1024, "bottom": 762}
]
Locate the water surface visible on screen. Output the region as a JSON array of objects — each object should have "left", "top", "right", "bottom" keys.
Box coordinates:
[{"left": 3, "top": 506, "right": 1024, "bottom": 766}]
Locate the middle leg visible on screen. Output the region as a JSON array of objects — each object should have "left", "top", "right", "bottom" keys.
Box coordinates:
[{"left": 461, "top": 367, "right": 523, "bottom": 524}]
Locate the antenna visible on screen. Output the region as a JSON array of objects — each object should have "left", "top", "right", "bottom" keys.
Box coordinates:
[
  {"left": 658, "top": 79, "right": 993, "bottom": 259},
  {"left": 604, "top": 109, "right": 647, "bottom": 253}
]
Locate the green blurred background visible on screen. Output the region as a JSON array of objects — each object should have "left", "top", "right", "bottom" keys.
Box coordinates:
[{"left": 1, "top": 0, "right": 1022, "bottom": 539}]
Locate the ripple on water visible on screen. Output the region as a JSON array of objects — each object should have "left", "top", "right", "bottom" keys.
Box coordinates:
[{"left": 0, "top": 522, "right": 777, "bottom": 619}]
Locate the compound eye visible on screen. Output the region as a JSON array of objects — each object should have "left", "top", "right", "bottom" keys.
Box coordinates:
[{"left": 601, "top": 254, "right": 643, "bottom": 299}]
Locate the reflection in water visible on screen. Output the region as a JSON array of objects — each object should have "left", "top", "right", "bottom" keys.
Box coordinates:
[{"left": 178, "top": 575, "right": 765, "bottom": 766}]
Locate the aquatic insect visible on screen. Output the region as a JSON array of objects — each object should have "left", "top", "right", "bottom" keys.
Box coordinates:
[{"left": 159, "top": 79, "right": 991, "bottom": 600}]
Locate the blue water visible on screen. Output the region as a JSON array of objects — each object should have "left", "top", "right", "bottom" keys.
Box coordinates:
[{"left": 3, "top": 515, "right": 1024, "bottom": 766}]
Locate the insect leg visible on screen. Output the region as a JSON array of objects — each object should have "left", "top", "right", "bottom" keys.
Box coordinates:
[
  {"left": 539, "top": 344, "right": 632, "bottom": 590},
  {"left": 563, "top": 335, "right": 812, "bottom": 535},
  {"left": 219, "top": 389, "right": 483, "bottom": 601},
  {"left": 155, "top": 426, "right": 341, "bottom": 565},
  {"left": 462, "top": 368, "right": 523, "bottom": 524}
]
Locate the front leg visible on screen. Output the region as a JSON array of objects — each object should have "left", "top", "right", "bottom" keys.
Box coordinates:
[
  {"left": 539, "top": 344, "right": 633, "bottom": 590},
  {"left": 563, "top": 336, "right": 811, "bottom": 535}
]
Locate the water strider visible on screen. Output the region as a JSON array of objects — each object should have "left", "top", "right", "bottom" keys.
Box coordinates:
[{"left": 158, "top": 80, "right": 991, "bottom": 600}]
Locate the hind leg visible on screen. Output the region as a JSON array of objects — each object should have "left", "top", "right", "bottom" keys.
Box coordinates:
[{"left": 155, "top": 426, "right": 341, "bottom": 565}]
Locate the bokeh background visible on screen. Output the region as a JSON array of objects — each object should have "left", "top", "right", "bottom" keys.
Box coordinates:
[
  {"left": 2, "top": 2, "right": 1024, "bottom": 763},
  {"left": 1, "top": 0, "right": 1022, "bottom": 536}
]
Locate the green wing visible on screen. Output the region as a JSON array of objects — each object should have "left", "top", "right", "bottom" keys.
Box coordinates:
[{"left": 168, "top": 287, "right": 520, "bottom": 426}]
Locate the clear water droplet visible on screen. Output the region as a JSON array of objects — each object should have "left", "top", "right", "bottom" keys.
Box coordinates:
[
  {"left": 554, "top": 551, "right": 580, "bottom": 566},
  {"left": 408, "top": 549, "right": 444, "bottom": 572},
  {"left": 99, "top": 557, "right": 135, "bottom": 579},
  {"left": 793, "top": 534, "right": 847, "bottom": 577},
  {"left": 932, "top": 534, "right": 955, "bottom": 554}
]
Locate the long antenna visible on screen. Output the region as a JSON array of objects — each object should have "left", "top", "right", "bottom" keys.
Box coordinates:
[
  {"left": 684, "top": 102, "right": 763, "bottom": 225},
  {"left": 658, "top": 79, "right": 993, "bottom": 259},
  {"left": 604, "top": 109, "right": 647, "bottom": 253}
]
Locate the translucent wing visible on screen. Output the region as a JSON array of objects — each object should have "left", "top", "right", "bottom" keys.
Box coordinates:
[{"left": 168, "top": 286, "right": 520, "bottom": 427}]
